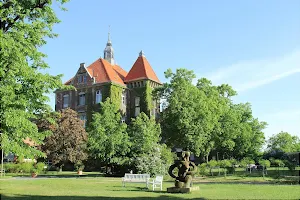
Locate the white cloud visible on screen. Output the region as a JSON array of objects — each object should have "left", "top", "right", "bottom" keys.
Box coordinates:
[{"left": 201, "top": 50, "right": 300, "bottom": 92}]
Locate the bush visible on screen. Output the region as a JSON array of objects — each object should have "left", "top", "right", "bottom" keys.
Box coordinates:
[
  {"left": 19, "top": 162, "right": 34, "bottom": 173},
  {"left": 135, "top": 144, "right": 173, "bottom": 176},
  {"left": 35, "top": 162, "right": 46, "bottom": 173},
  {"left": 198, "top": 163, "right": 208, "bottom": 176},
  {"left": 3, "top": 163, "right": 19, "bottom": 173},
  {"left": 284, "top": 160, "right": 297, "bottom": 171}
]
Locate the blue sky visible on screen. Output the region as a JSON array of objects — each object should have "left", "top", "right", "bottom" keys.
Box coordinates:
[{"left": 43, "top": 0, "right": 300, "bottom": 139}]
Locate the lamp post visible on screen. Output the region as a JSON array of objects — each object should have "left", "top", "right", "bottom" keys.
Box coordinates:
[{"left": 0, "top": 132, "right": 3, "bottom": 177}]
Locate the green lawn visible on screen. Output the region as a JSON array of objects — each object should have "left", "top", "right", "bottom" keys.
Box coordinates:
[{"left": 1, "top": 177, "right": 300, "bottom": 200}]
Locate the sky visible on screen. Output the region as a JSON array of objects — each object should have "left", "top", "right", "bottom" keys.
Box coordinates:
[{"left": 42, "top": 0, "right": 300, "bottom": 140}]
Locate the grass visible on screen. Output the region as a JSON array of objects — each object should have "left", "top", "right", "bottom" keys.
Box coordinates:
[{"left": 1, "top": 176, "right": 300, "bottom": 200}]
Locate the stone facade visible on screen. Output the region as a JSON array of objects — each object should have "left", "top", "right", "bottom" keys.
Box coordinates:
[{"left": 55, "top": 34, "right": 161, "bottom": 126}]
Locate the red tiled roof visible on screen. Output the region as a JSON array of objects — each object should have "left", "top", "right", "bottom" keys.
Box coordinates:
[
  {"left": 113, "top": 65, "right": 128, "bottom": 80},
  {"left": 124, "top": 56, "right": 161, "bottom": 83},
  {"left": 86, "top": 58, "right": 126, "bottom": 86}
]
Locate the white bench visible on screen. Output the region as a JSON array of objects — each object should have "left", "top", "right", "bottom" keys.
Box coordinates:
[
  {"left": 122, "top": 173, "right": 150, "bottom": 187},
  {"left": 147, "top": 175, "right": 163, "bottom": 191}
]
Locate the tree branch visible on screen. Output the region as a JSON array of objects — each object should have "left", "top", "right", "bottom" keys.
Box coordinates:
[{"left": 3, "top": 1, "right": 48, "bottom": 33}]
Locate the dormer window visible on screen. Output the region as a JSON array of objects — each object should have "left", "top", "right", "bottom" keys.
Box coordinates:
[
  {"left": 79, "top": 92, "right": 85, "bottom": 106},
  {"left": 95, "top": 90, "right": 102, "bottom": 104}
]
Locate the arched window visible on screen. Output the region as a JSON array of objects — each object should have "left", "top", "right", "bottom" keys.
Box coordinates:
[
  {"left": 63, "top": 94, "right": 69, "bottom": 108},
  {"left": 79, "top": 92, "right": 85, "bottom": 106},
  {"left": 95, "top": 90, "right": 102, "bottom": 104}
]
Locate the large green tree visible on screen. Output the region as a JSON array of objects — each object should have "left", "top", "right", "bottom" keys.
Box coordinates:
[
  {"left": 155, "top": 69, "right": 219, "bottom": 156},
  {"left": 0, "top": 0, "right": 69, "bottom": 158},
  {"left": 155, "top": 68, "right": 266, "bottom": 160},
  {"left": 88, "top": 98, "right": 130, "bottom": 170},
  {"left": 267, "top": 131, "right": 300, "bottom": 153}
]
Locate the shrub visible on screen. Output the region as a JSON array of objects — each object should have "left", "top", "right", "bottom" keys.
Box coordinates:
[
  {"left": 35, "top": 162, "right": 46, "bottom": 173},
  {"left": 3, "top": 163, "right": 19, "bottom": 173},
  {"left": 198, "top": 163, "right": 208, "bottom": 176},
  {"left": 19, "top": 162, "right": 34, "bottom": 173}
]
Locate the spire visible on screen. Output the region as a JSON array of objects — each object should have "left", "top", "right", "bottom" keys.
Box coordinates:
[
  {"left": 107, "top": 25, "right": 112, "bottom": 46},
  {"left": 139, "top": 50, "right": 145, "bottom": 57},
  {"left": 103, "top": 25, "right": 115, "bottom": 65}
]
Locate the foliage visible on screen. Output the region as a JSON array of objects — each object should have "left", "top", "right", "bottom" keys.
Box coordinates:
[
  {"left": 155, "top": 69, "right": 219, "bottom": 156},
  {"left": 142, "top": 81, "right": 153, "bottom": 115},
  {"left": 40, "top": 108, "right": 88, "bottom": 168},
  {"left": 284, "top": 160, "right": 297, "bottom": 171},
  {"left": 0, "top": 0, "right": 71, "bottom": 158},
  {"left": 273, "top": 159, "right": 285, "bottom": 167},
  {"left": 267, "top": 131, "right": 300, "bottom": 153},
  {"left": 74, "top": 161, "right": 85, "bottom": 171},
  {"left": 128, "top": 112, "right": 161, "bottom": 156},
  {"left": 198, "top": 163, "right": 209, "bottom": 176},
  {"left": 240, "top": 157, "right": 255, "bottom": 168},
  {"left": 207, "top": 160, "right": 218, "bottom": 176},
  {"left": 128, "top": 112, "right": 173, "bottom": 175},
  {"left": 135, "top": 144, "right": 172, "bottom": 176},
  {"left": 109, "top": 84, "right": 123, "bottom": 109},
  {"left": 259, "top": 159, "right": 271, "bottom": 168},
  {"left": 155, "top": 68, "right": 266, "bottom": 160},
  {"left": 35, "top": 162, "right": 46, "bottom": 173},
  {"left": 19, "top": 162, "right": 34, "bottom": 173},
  {"left": 88, "top": 98, "right": 130, "bottom": 168}
]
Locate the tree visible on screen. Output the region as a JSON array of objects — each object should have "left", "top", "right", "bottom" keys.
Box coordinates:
[
  {"left": 128, "top": 112, "right": 161, "bottom": 156},
  {"left": 219, "top": 159, "right": 232, "bottom": 177},
  {"left": 40, "top": 108, "right": 88, "bottom": 170},
  {"left": 128, "top": 112, "right": 173, "bottom": 174},
  {"left": 240, "top": 157, "right": 255, "bottom": 174},
  {"left": 0, "top": 0, "right": 70, "bottom": 158},
  {"left": 258, "top": 159, "right": 270, "bottom": 177},
  {"left": 207, "top": 160, "right": 218, "bottom": 176},
  {"left": 155, "top": 68, "right": 266, "bottom": 161},
  {"left": 155, "top": 69, "right": 219, "bottom": 156},
  {"left": 88, "top": 98, "right": 130, "bottom": 172},
  {"left": 267, "top": 131, "right": 300, "bottom": 153}
]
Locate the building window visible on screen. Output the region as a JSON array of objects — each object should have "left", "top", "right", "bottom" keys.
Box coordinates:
[
  {"left": 79, "top": 114, "right": 87, "bottom": 127},
  {"left": 63, "top": 94, "right": 69, "bottom": 108},
  {"left": 135, "top": 97, "right": 140, "bottom": 117},
  {"left": 95, "top": 90, "right": 102, "bottom": 104},
  {"left": 79, "top": 92, "right": 85, "bottom": 105},
  {"left": 135, "top": 97, "right": 140, "bottom": 106},
  {"left": 122, "top": 91, "right": 126, "bottom": 105},
  {"left": 77, "top": 74, "right": 86, "bottom": 84}
]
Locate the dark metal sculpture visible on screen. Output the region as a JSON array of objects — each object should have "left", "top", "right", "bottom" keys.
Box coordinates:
[{"left": 168, "top": 151, "right": 197, "bottom": 188}]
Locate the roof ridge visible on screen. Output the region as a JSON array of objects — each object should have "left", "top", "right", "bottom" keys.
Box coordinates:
[{"left": 100, "top": 59, "right": 114, "bottom": 81}]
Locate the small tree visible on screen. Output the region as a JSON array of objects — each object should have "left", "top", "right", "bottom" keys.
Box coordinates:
[
  {"left": 41, "top": 108, "right": 88, "bottom": 171},
  {"left": 219, "top": 159, "right": 232, "bottom": 177},
  {"left": 258, "top": 159, "right": 270, "bottom": 177},
  {"left": 207, "top": 160, "right": 218, "bottom": 176},
  {"left": 88, "top": 98, "right": 130, "bottom": 173},
  {"left": 135, "top": 144, "right": 173, "bottom": 176},
  {"left": 240, "top": 157, "right": 255, "bottom": 174}
]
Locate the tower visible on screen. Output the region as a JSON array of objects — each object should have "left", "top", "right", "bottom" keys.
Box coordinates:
[{"left": 103, "top": 31, "right": 115, "bottom": 65}]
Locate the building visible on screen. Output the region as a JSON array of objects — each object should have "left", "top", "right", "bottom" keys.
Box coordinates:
[{"left": 55, "top": 33, "right": 162, "bottom": 126}]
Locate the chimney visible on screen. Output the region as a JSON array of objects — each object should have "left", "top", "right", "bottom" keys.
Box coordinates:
[{"left": 80, "top": 63, "right": 85, "bottom": 68}]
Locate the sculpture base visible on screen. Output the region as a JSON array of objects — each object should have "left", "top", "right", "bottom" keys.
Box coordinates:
[{"left": 167, "top": 186, "right": 199, "bottom": 193}]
